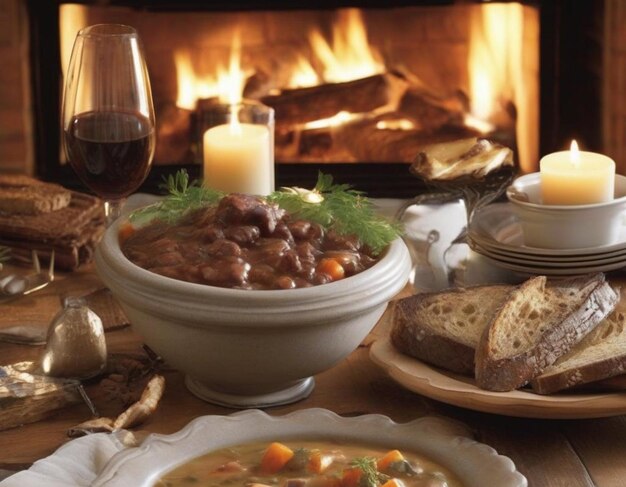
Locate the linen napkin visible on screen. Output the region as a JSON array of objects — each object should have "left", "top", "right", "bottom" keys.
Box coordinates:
[{"left": 0, "top": 431, "right": 134, "bottom": 487}]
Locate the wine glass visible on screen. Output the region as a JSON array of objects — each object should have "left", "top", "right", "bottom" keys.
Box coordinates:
[{"left": 62, "top": 24, "right": 155, "bottom": 226}]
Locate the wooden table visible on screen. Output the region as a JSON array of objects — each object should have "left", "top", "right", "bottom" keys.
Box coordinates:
[{"left": 1, "top": 265, "right": 625, "bottom": 487}]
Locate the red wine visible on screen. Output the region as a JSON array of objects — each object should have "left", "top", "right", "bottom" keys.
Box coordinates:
[{"left": 65, "top": 111, "right": 155, "bottom": 199}]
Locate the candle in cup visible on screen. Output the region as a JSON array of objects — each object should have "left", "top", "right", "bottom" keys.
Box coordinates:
[
  {"left": 203, "top": 114, "right": 273, "bottom": 195},
  {"left": 540, "top": 140, "right": 615, "bottom": 205}
]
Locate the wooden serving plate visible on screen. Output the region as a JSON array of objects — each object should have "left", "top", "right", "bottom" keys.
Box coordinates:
[{"left": 370, "top": 338, "right": 626, "bottom": 419}]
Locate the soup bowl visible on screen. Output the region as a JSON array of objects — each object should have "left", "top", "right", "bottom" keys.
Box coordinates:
[
  {"left": 93, "top": 409, "right": 527, "bottom": 487},
  {"left": 95, "top": 219, "right": 411, "bottom": 407}
]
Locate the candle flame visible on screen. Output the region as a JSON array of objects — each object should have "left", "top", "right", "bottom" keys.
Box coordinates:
[
  {"left": 570, "top": 139, "right": 580, "bottom": 166},
  {"left": 226, "top": 31, "right": 244, "bottom": 135},
  {"left": 229, "top": 104, "right": 242, "bottom": 135}
]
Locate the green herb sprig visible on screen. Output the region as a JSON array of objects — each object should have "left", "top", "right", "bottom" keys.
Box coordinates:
[
  {"left": 128, "top": 170, "right": 402, "bottom": 255},
  {"left": 350, "top": 457, "right": 389, "bottom": 487},
  {"left": 130, "top": 170, "right": 225, "bottom": 226},
  {"left": 268, "top": 173, "right": 403, "bottom": 255}
]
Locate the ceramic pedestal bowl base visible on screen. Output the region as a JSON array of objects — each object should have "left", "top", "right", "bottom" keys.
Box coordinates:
[{"left": 185, "top": 376, "right": 315, "bottom": 408}]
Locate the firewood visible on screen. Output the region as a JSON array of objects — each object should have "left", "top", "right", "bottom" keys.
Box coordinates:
[
  {"left": 398, "top": 88, "right": 466, "bottom": 132},
  {"left": 336, "top": 118, "right": 480, "bottom": 163},
  {"left": 297, "top": 127, "right": 355, "bottom": 162},
  {"left": 154, "top": 104, "right": 192, "bottom": 165},
  {"left": 261, "top": 74, "right": 389, "bottom": 126}
]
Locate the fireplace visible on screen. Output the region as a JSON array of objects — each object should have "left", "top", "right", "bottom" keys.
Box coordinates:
[{"left": 22, "top": 1, "right": 602, "bottom": 197}]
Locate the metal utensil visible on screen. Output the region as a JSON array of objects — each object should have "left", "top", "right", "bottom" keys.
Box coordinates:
[
  {"left": 0, "top": 325, "right": 47, "bottom": 345},
  {"left": 0, "top": 251, "right": 55, "bottom": 302}
]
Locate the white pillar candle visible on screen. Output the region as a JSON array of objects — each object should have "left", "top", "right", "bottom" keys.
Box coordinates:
[
  {"left": 203, "top": 122, "right": 273, "bottom": 195},
  {"left": 540, "top": 141, "right": 615, "bottom": 205}
]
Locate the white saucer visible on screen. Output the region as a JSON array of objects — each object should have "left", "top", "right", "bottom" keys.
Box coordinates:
[
  {"left": 469, "top": 203, "right": 626, "bottom": 258},
  {"left": 469, "top": 240, "right": 626, "bottom": 268},
  {"left": 475, "top": 252, "right": 626, "bottom": 276}
]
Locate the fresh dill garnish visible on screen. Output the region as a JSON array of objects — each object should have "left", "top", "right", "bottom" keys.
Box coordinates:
[
  {"left": 129, "top": 170, "right": 225, "bottom": 225},
  {"left": 268, "top": 173, "right": 403, "bottom": 255},
  {"left": 128, "top": 170, "right": 402, "bottom": 254},
  {"left": 350, "top": 457, "right": 389, "bottom": 486}
]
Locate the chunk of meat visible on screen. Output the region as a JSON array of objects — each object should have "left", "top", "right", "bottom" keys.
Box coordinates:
[{"left": 216, "top": 193, "right": 285, "bottom": 235}]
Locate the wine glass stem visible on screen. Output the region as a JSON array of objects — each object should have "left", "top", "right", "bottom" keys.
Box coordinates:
[{"left": 104, "top": 199, "right": 125, "bottom": 227}]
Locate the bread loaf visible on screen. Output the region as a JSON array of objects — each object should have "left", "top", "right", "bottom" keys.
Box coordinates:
[
  {"left": 475, "top": 274, "right": 618, "bottom": 392},
  {"left": 0, "top": 175, "right": 71, "bottom": 215},
  {"left": 390, "top": 284, "right": 515, "bottom": 375},
  {"left": 531, "top": 307, "right": 626, "bottom": 394}
]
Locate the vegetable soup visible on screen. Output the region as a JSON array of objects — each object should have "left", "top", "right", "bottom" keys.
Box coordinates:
[{"left": 156, "top": 439, "right": 463, "bottom": 487}]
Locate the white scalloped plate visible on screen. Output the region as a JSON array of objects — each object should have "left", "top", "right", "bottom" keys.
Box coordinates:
[
  {"left": 92, "top": 409, "right": 526, "bottom": 487},
  {"left": 371, "top": 338, "right": 626, "bottom": 419}
]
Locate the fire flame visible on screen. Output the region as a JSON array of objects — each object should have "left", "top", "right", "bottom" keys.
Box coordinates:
[
  {"left": 309, "top": 9, "right": 384, "bottom": 84},
  {"left": 468, "top": 3, "right": 538, "bottom": 171},
  {"left": 175, "top": 31, "right": 248, "bottom": 110},
  {"left": 287, "top": 9, "right": 383, "bottom": 90},
  {"left": 288, "top": 56, "right": 320, "bottom": 89},
  {"left": 304, "top": 111, "right": 361, "bottom": 130}
]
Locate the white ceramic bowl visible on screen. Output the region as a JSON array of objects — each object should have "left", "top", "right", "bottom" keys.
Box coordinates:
[
  {"left": 506, "top": 172, "right": 626, "bottom": 249},
  {"left": 95, "top": 220, "right": 410, "bottom": 407},
  {"left": 92, "top": 409, "right": 527, "bottom": 487}
]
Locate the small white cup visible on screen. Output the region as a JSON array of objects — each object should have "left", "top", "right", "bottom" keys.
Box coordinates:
[{"left": 506, "top": 172, "right": 626, "bottom": 250}]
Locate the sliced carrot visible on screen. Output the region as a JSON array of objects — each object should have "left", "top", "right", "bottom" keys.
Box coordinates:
[
  {"left": 381, "top": 479, "right": 405, "bottom": 487},
  {"left": 341, "top": 467, "right": 362, "bottom": 487},
  {"left": 260, "top": 442, "right": 295, "bottom": 474},
  {"left": 316, "top": 258, "right": 345, "bottom": 282},
  {"left": 308, "top": 450, "right": 334, "bottom": 473},
  {"left": 118, "top": 222, "right": 136, "bottom": 244},
  {"left": 377, "top": 449, "right": 405, "bottom": 472}
]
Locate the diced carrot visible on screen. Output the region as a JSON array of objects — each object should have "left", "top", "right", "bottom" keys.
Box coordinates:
[
  {"left": 381, "top": 479, "right": 405, "bottom": 487},
  {"left": 308, "top": 450, "right": 334, "bottom": 474},
  {"left": 118, "top": 222, "right": 136, "bottom": 244},
  {"left": 341, "top": 467, "right": 362, "bottom": 487},
  {"left": 316, "top": 258, "right": 345, "bottom": 282},
  {"left": 260, "top": 442, "right": 295, "bottom": 474},
  {"left": 377, "top": 450, "right": 405, "bottom": 472}
]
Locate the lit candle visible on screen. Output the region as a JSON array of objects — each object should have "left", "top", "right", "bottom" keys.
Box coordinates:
[
  {"left": 203, "top": 109, "right": 273, "bottom": 195},
  {"left": 540, "top": 140, "right": 615, "bottom": 205}
]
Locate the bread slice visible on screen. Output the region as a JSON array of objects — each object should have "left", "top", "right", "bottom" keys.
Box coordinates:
[
  {"left": 530, "top": 308, "right": 626, "bottom": 394},
  {"left": 0, "top": 174, "right": 71, "bottom": 215},
  {"left": 475, "top": 274, "right": 618, "bottom": 392},
  {"left": 390, "top": 284, "right": 515, "bottom": 375}
]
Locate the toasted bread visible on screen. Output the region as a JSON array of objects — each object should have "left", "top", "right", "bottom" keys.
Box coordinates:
[
  {"left": 475, "top": 274, "right": 618, "bottom": 392},
  {"left": 0, "top": 174, "right": 71, "bottom": 215},
  {"left": 390, "top": 284, "right": 515, "bottom": 375},
  {"left": 531, "top": 306, "right": 626, "bottom": 394}
]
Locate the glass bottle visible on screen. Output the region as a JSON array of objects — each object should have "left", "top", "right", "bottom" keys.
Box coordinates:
[{"left": 41, "top": 297, "right": 107, "bottom": 379}]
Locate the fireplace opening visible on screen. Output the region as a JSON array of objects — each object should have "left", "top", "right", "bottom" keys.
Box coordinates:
[{"left": 29, "top": 1, "right": 542, "bottom": 197}]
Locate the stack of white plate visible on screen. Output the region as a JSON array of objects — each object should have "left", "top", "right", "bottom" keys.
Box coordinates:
[{"left": 468, "top": 203, "right": 626, "bottom": 276}]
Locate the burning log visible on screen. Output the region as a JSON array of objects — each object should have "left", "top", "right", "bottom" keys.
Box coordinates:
[
  {"left": 297, "top": 127, "right": 355, "bottom": 162},
  {"left": 154, "top": 103, "right": 193, "bottom": 165},
  {"left": 261, "top": 74, "right": 389, "bottom": 126},
  {"left": 336, "top": 117, "right": 481, "bottom": 163},
  {"left": 398, "top": 88, "right": 467, "bottom": 133}
]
